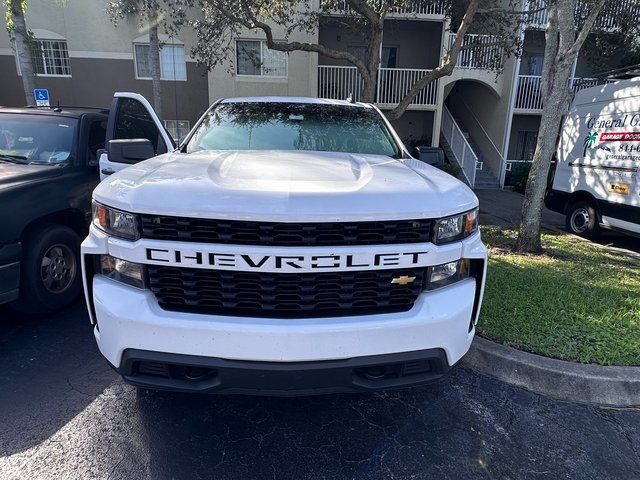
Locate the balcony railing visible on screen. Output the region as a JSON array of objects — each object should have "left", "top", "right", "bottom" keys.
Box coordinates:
[
  {"left": 320, "top": 0, "right": 446, "bottom": 16},
  {"left": 317, "top": 65, "right": 438, "bottom": 106},
  {"left": 377, "top": 67, "right": 438, "bottom": 105},
  {"left": 447, "top": 33, "right": 503, "bottom": 70},
  {"left": 514, "top": 74, "right": 616, "bottom": 111},
  {"left": 525, "top": 0, "right": 640, "bottom": 30}
]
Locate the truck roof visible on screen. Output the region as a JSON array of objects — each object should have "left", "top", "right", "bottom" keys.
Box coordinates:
[
  {"left": 572, "top": 77, "right": 640, "bottom": 107},
  {"left": 0, "top": 105, "right": 109, "bottom": 118},
  {"left": 220, "top": 96, "right": 373, "bottom": 109}
]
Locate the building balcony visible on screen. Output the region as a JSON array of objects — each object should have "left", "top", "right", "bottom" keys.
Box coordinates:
[
  {"left": 513, "top": 74, "right": 616, "bottom": 112},
  {"left": 447, "top": 33, "right": 504, "bottom": 70},
  {"left": 317, "top": 65, "right": 439, "bottom": 108},
  {"left": 525, "top": 0, "right": 639, "bottom": 30},
  {"left": 320, "top": 0, "right": 446, "bottom": 19}
]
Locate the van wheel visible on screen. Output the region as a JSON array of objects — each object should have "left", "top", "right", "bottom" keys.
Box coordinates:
[
  {"left": 566, "top": 201, "right": 600, "bottom": 239},
  {"left": 12, "top": 224, "right": 82, "bottom": 315}
]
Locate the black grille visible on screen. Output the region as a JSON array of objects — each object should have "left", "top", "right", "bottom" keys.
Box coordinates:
[
  {"left": 140, "top": 215, "right": 431, "bottom": 246},
  {"left": 148, "top": 266, "right": 426, "bottom": 318}
]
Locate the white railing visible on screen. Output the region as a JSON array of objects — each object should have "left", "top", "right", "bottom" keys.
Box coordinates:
[
  {"left": 317, "top": 65, "right": 438, "bottom": 106},
  {"left": 514, "top": 74, "right": 616, "bottom": 111},
  {"left": 448, "top": 33, "right": 504, "bottom": 70},
  {"left": 441, "top": 106, "right": 477, "bottom": 187},
  {"left": 525, "top": 0, "right": 640, "bottom": 30},
  {"left": 321, "top": 0, "right": 446, "bottom": 16},
  {"left": 377, "top": 68, "right": 438, "bottom": 105},
  {"left": 455, "top": 99, "right": 505, "bottom": 183},
  {"left": 318, "top": 65, "right": 365, "bottom": 101}
]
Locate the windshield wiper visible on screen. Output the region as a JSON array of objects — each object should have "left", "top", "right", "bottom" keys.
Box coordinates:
[{"left": 0, "top": 154, "right": 29, "bottom": 164}]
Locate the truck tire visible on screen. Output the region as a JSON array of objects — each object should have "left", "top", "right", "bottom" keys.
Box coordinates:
[
  {"left": 12, "top": 224, "right": 82, "bottom": 315},
  {"left": 566, "top": 201, "right": 600, "bottom": 239}
]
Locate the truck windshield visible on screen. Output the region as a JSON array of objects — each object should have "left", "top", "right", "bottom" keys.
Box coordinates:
[
  {"left": 186, "top": 102, "right": 401, "bottom": 157},
  {"left": 0, "top": 114, "right": 77, "bottom": 165}
]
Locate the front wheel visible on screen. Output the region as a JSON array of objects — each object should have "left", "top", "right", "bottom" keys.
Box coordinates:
[
  {"left": 566, "top": 201, "right": 600, "bottom": 239},
  {"left": 11, "top": 224, "right": 82, "bottom": 315}
]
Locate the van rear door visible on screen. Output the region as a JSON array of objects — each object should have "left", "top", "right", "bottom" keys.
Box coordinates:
[{"left": 99, "top": 92, "right": 175, "bottom": 180}]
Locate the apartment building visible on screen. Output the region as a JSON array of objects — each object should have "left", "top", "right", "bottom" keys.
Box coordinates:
[
  {"left": 0, "top": 0, "right": 635, "bottom": 187},
  {"left": 0, "top": 0, "right": 209, "bottom": 140}
]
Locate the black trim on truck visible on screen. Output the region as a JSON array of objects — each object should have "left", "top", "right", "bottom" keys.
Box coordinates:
[
  {"left": 0, "top": 242, "right": 21, "bottom": 303},
  {"left": 115, "top": 348, "right": 451, "bottom": 396},
  {"left": 546, "top": 189, "right": 640, "bottom": 225}
]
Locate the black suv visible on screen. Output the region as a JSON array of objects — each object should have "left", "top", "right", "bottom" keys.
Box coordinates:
[{"left": 0, "top": 106, "right": 107, "bottom": 314}]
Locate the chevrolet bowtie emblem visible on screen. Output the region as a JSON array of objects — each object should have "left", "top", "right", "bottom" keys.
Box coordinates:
[{"left": 391, "top": 275, "right": 416, "bottom": 285}]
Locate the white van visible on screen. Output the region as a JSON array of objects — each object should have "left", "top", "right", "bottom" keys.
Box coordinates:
[{"left": 546, "top": 78, "right": 640, "bottom": 238}]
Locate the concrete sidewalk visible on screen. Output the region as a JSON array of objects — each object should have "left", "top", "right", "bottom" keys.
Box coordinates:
[
  {"left": 475, "top": 189, "right": 565, "bottom": 229},
  {"left": 475, "top": 189, "right": 640, "bottom": 255}
]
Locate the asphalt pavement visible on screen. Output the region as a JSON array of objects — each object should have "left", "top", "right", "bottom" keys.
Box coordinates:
[
  {"left": 475, "top": 189, "right": 640, "bottom": 254},
  {"left": 0, "top": 301, "right": 638, "bottom": 480}
]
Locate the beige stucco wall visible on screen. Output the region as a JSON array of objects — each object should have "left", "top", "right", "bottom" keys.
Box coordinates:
[
  {"left": 206, "top": 22, "right": 319, "bottom": 102},
  {"left": 0, "top": 0, "right": 209, "bottom": 123}
]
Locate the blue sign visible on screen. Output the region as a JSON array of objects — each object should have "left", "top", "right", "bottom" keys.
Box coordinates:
[{"left": 34, "top": 88, "right": 50, "bottom": 106}]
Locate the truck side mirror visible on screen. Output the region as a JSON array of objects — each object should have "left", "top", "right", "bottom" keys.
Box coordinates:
[{"left": 107, "top": 139, "right": 155, "bottom": 164}]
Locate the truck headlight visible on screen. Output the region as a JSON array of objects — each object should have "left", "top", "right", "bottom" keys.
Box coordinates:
[
  {"left": 432, "top": 208, "right": 478, "bottom": 244},
  {"left": 425, "top": 259, "right": 470, "bottom": 290},
  {"left": 99, "top": 255, "right": 147, "bottom": 289},
  {"left": 92, "top": 201, "right": 140, "bottom": 241}
]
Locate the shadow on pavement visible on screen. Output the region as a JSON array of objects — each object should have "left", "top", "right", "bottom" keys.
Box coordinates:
[
  {"left": 0, "top": 300, "right": 117, "bottom": 456},
  {"left": 129, "top": 369, "right": 640, "bottom": 480}
]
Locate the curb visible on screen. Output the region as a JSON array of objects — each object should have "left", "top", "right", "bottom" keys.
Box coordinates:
[{"left": 461, "top": 336, "right": 640, "bottom": 408}]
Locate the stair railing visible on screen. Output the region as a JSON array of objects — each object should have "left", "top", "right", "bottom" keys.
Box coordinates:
[{"left": 441, "top": 105, "right": 478, "bottom": 187}]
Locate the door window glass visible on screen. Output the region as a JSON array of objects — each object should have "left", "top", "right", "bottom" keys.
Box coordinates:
[
  {"left": 113, "top": 98, "right": 166, "bottom": 154},
  {"left": 87, "top": 119, "right": 107, "bottom": 164}
]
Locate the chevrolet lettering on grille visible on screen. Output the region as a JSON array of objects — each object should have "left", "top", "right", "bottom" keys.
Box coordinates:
[{"left": 143, "top": 248, "right": 430, "bottom": 273}]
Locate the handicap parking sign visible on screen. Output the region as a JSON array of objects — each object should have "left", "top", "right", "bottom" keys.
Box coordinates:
[{"left": 34, "top": 88, "right": 50, "bottom": 107}]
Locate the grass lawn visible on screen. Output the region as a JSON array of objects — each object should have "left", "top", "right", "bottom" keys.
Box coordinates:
[{"left": 477, "top": 226, "right": 640, "bottom": 366}]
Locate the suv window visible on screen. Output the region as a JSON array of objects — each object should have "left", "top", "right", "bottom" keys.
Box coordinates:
[
  {"left": 186, "top": 103, "right": 401, "bottom": 158},
  {"left": 113, "top": 98, "right": 167, "bottom": 154},
  {"left": 87, "top": 119, "right": 107, "bottom": 164}
]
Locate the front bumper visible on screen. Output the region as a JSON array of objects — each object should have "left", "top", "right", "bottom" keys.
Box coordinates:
[
  {"left": 116, "top": 348, "right": 450, "bottom": 395},
  {"left": 0, "top": 242, "right": 21, "bottom": 304},
  {"left": 82, "top": 226, "right": 487, "bottom": 394}
]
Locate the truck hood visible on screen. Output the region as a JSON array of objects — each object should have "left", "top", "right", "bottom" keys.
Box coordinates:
[
  {"left": 94, "top": 150, "right": 478, "bottom": 221},
  {"left": 0, "top": 162, "right": 62, "bottom": 189}
]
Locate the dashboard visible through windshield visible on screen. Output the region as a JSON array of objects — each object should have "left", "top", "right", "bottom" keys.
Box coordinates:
[
  {"left": 186, "top": 102, "right": 401, "bottom": 158},
  {"left": 0, "top": 114, "right": 77, "bottom": 165}
]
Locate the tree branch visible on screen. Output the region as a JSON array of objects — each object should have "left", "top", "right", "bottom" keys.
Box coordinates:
[
  {"left": 386, "top": 0, "right": 480, "bottom": 120},
  {"left": 205, "top": 1, "right": 369, "bottom": 74},
  {"left": 568, "top": 0, "right": 607, "bottom": 56}
]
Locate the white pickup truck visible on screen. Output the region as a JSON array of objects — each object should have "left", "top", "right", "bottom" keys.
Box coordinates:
[{"left": 82, "top": 94, "right": 487, "bottom": 395}]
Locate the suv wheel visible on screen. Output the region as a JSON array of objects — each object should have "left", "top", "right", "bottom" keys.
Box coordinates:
[
  {"left": 12, "top": 225, "right": 82, "bottom": 314},
  {"left": 566, "top": 201, "right": 600, "bottom": 239}
]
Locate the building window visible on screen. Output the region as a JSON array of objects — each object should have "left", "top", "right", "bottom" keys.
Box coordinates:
[
  {"left": 515, "top": 130, "right": 538, "bottom": 160},
  {"left": 30, "top": 39, "right": 72, "bottom": 76},
  {"left": 134, "top": 43, "right": 187, "bottom": 81},
  {"left": 163, "top": 120, "right": 190, "bottom": 141},
  {"left": 236, "top": 40, "right": 288, "bottom": 77}
]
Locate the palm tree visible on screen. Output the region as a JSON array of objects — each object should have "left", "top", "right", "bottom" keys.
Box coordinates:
[{"left": 6, "top": 0, "right": 37, "bottom": 106}]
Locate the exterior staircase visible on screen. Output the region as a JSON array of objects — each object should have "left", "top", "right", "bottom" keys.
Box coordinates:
[{"left": 441, "top": 106, "right": 502, "bottom": 189}]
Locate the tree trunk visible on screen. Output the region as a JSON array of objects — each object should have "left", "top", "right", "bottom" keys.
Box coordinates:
[
  {"left": 516, "top": 73, "right": 571, "bottom": 252},
  {"left": 516, "top": 0, "right": 606, "bottom": 253},
  {"left": 362, "top": 20, "right": 384, "bottom": 103},
  {"left": 9, "top": 0, "right": 36, "bottom": 106},
  {"left": 148, "top": 21, "right": 163, "bottom": 118}
]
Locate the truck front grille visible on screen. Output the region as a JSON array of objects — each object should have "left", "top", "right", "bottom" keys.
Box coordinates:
[
  {"left": 147, "top": 266, "right": 426, "bottom": 318},
  {"left": 140, "top": 215, "right": 431, "bottom": 246}
]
